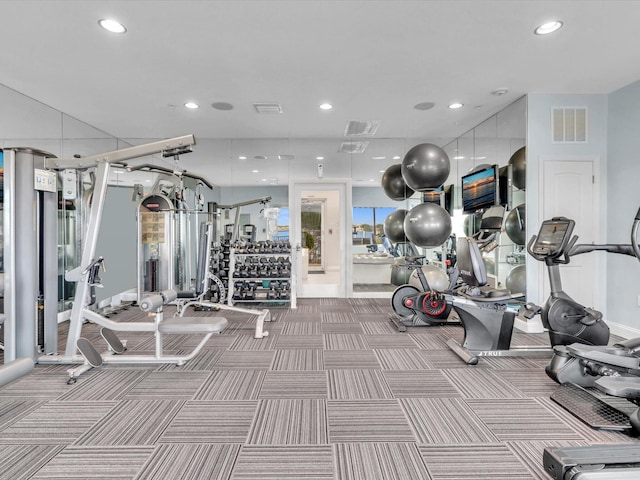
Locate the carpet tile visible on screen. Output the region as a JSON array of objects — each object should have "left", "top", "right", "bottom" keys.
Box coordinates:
[
  {"left": 194, "top": 370, "right": 266, "bottom": 401},
  {"left": 419, "top": 443, "right": 535, "bottom": 479},
  {"left": 334, "top": 443, "right": 431, "bottom": 480},
  {"left": 159, "top": 401, "right": 258, "bottom": 443},
  {"left": 327, "top": 400, "right": 415, "bottom": 443},
  {"left": 1, "top": 297, "right": 638, "bottom": 479},
  {"left": 247, "top": 399, "right": 328, "bottom": 444},
  {"left": 31, "top": 445, "right": 154, "bottom": 479},
  {"left": 401, "top": 398, "right": 498, "bottom": 444},
  {"left": 259, "top": 371, "right": 328, "bottom": 399},
  {"left": 136, "top": 443, "right": 239, "bottom": 480},
  {"left": 231, "top": 445, "right": 334, "bottom": 480}
]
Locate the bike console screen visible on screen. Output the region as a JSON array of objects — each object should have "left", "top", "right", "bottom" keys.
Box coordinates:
[{"left": 531, "top": 217, "right": 575, "bottom": 257}]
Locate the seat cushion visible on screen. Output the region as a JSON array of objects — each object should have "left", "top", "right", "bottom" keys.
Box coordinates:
[{"left": 159, "top": 316, "right": 228, "bottom": 334}]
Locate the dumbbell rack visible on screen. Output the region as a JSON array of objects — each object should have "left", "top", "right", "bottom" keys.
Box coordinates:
[{"left": 227, "top": 246, "right": 295, "bottom": 307}]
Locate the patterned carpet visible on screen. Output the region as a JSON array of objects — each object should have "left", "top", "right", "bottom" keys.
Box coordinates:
[{"left": 0, "top": 298, "right": 638, "bottom": 480}]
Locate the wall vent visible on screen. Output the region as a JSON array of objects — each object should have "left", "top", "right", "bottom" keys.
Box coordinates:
[
  {"left": 344, "top": 120, "right": 380, "bottom": 136},
  {"left": 552, "top": 107, "right": 587, "bottom": 142},
  {"left": 253, "top": 103, "right": 283, "bottom": 114},
  {"left": 338, "top": 141, "right": 369, "bottom": 154}
]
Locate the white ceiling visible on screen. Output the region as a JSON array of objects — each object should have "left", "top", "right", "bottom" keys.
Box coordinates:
[{"left": 1, "top": 1, "right": 640, "bottom": 187}]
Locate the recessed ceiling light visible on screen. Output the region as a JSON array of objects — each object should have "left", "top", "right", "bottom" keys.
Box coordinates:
[
  {"left": 184, "top": 102, "right": 199, "bottom": 109},
  {"left": 414, "top": 102, "right": 435, "bottom": 111},
  {"left": 449, "top": 103, "right": 464, "bottom": 109},
  {"left": 372, "top": 156, "right": 386, "bottom": 160},
  {"left": 453, "top": 156, "right": 465, "bottom": 160},
  {"left": 238, "top": 156, "right": 247, "bottom": 160},
  {"left": 316, "top": 156, "right": 324, "bottom": 160},
  {"left": 319, "top": 103, "right": 333, "bottom": 110},
  {"left": 254, "top": 155, "right": 267, "bottom": 160},
  {"left": 393, "top": 155, "right": 401, "bottom": 160},
  {"left": 98, "top": 18, "right": 127, "bottom": 34},
  {"left": 491, "top": 88, "right": 509, "bottom": 96},
  {"left": 369, "top": 179, "right": 375, "bottom": 182},
  {"left": 252, "top": 170, "right": 259, "bottom": 173},
  {"left": 379, "top": 170, "right": 385, "bottom": 173},
  {"left": 261, "top": 178, "right": 268, "bottom": 182},
  {"left": 212, "top": 102, "right": 234, "bottom": 111},
  {"left": 534, "top": 20, "right": 563, "bottom": 35}
]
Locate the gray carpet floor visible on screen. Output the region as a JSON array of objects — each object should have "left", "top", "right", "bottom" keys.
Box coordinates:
[{"left": 0, "top": 298, "right": 638, "bottom": 479}]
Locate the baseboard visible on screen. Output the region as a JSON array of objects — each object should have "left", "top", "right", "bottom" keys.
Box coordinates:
[
  {"left": 607, "top": 321, "right": 640, "bottom": 340},
  {"left": 514, "top": 315, "right": 545, "bottom": 334}
]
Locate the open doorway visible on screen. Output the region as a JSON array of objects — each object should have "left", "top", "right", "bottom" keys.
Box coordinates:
[{"left": 289, "top": 180, "right": 352, "bottom": 298}]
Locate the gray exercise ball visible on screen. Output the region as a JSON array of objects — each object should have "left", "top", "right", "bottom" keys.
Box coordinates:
[
  {"left": 401, "top": 143, "right": 451, "bottom": 191},
  {"left": 505, "top": 203, "right": 526, "bottom": 245},
  {"left": 508, "top": 146, "right": 526, "bottom": 190},
  {"left": 463, "top": 213, "right": 482, "bottom": 238},
  {"left": 384, "top": 209, "right": 409, "bottom": 243},
  {"left": 408, "top": 264, "right": 450, "bottom": 292},
  {"left": 404, "top": 203, "right": 452, "bottom": 247},
  {"left": 381, "top": 164, "right": 415, "bottom": 201},
  {"left": 506, "top": 264, "right": 526, "bottom": 295}
]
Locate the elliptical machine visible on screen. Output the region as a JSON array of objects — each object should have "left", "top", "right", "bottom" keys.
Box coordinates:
[{"left": 529, "top": 210, "right": 640, "bottom": 434}]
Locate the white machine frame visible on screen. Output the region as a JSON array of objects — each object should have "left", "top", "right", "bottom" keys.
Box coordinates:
[{"left": 37, "top": 136, "right": 228, "bottom": 377}]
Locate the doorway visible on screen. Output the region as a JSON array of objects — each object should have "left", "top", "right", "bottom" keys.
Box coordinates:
[
  {"left": 289, "top": 180, "right": 352, "bottom": 298},
  {"left": 540, "top": 158, "right": 601, "bottom": 309}
]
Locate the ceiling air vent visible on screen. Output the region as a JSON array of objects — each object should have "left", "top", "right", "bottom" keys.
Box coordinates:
[
  {"left": 552, "top": 107, "right": 587, "bottom": 142},
  {"left": 277, "top": 154, "right": 294, "bottom": 161},
  {"left": 338, "top": 141, "right": 369, "bottom": 154},
  {"left": 344, "top": 120, "right": 380, "bottom": 136},
  {"left": 253, "top": 103, "right": 283, "bottom": 114}
]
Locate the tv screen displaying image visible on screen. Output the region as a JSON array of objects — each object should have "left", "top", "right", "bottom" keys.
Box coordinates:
[
  {"left": 461, "top": 165, "right": 499, "bottom": 214},
  {"left": 422, "top": 185, "right": 454, "bottom": 214}
]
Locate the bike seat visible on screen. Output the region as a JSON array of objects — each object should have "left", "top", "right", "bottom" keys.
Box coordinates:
[{"left": 404, "top": 255, "right": 425, "bottom": 265}]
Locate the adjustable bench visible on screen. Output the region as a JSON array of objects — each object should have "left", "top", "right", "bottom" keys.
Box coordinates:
[{"left": 66, "top": 289, "right": 227, "bottom": 382}]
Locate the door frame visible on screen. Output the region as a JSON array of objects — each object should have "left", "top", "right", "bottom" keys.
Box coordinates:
[
  {"left": 289, "top": 178, "right": 352, "bottom": 298},
  {"left": 536, "top": 155, "right": 603, "bottom": 310}
]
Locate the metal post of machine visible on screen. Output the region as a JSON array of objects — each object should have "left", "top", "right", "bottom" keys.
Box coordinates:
[{"left": 2, "top": 148, "right": 58, "bottom": 362}]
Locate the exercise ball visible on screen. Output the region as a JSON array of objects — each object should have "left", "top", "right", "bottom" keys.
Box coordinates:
[
  {"left": 506, "top": 264, "right": 526, "bottom": 295},
  {"left": 408, "top": 264, "right": 450, "bottom": 292},
  {"left": 391, "top": 258, "right": 413, "bottom": 286},
  {"left": 505, "top": 203, "right": 526, "bottom": 245},
  {"left": 381, "top": 164, "right": 415, "bottom": 201},
  {"left": 463, "top": 213, "right": 482, "bottom": 237},
  {"left": 404, "top": 203, "right": 452, "bottom": 247},
  {"left": 401, "top": 143, "right": 450, "bottom": 191},
  {"left": 384, "top": 209, "right": 409, "bottom": 243},
  {"left": 508, "top": 146, "right": 526, "bottom": 190}
]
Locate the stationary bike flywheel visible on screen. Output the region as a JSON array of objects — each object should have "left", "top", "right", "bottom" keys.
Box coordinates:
[{"left": 421, "top": 291, "right": 447, "bottom": 316}]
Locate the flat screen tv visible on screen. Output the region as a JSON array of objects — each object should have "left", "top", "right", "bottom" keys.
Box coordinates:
[
  {"left": 422, "top": 184, "right": 454, "bottom": 214},
  {"left": 461, "top": 165, "right": 499, "bottom": 214},
  {"left": 498, "top": 164, "right": 512, "bottom": 210}
]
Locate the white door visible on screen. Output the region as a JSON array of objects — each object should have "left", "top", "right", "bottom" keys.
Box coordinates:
[
  {"left": 541, "top": 159, "right": 599, "bottom": 308},
  {"left": 289, "top": 180, "right": 352, "bottom": 298}
]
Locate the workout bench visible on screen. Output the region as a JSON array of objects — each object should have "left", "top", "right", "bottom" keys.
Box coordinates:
[{"left": 64, "top": 289, "right": 227, "bottom": 382}]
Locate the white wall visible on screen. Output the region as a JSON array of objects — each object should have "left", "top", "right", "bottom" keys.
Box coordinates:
[
  {"left": 526, "top": 93, "right": 609, "bottom": 308},
  {"left": 606, "top": 79, "right": 640, "bottom": 337}
]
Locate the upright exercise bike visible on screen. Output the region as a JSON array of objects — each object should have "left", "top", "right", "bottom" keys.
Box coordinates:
[
  {"left": 526, "top": 216, "right": 612, "bottom": 350},
  {"left": 529, "top": 211, "right": 640, "bottom": 435}
]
